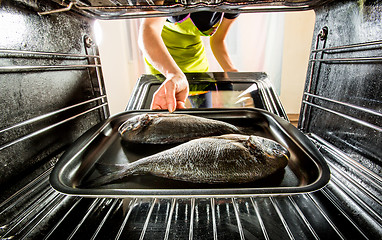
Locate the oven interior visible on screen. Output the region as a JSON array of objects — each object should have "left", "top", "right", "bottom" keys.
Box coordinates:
[{"left": 0, "top": 0, "right": 381, "bottom": 239}]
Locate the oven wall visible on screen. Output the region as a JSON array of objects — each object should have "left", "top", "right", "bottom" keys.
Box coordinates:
[
  {"left": 301, "top": 0, "right": 381, "bottom": 174},
  {"left": 0, "top": 0, "right": 107, "bottom": 201}
]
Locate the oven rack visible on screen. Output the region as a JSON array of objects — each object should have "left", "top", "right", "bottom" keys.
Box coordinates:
[
  {"left": 0, "top": 48, "right": 109, "bottom": 152},
  {"left": 40, "top": 0, "right": 326, "bottom": 19},
  {"left": 0, "top": 48, "right": 102, "bottom": 71},
  {"left": 0, "top": 44, "right": 109, "bottom": 204},
  {"left": 300, "top": 36, "right": 382, "bottom": 133},
  {"left": 0, "top": 95, "right": 107, "bottom": 151},
  {"left": 0, "top": 137, "right": 380, "bottom": 240}
]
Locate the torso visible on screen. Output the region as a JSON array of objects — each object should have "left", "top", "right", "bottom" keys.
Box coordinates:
[{"left": 167, "top": 12, "right": 239, "bottom": 36}]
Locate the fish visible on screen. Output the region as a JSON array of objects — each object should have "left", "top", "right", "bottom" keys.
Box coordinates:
[
  {"left": 118, "top": 113, "right": 241, "bottom": 144},
  {"left": 83, "top": 134, "right": 289, "bottom": 187}
]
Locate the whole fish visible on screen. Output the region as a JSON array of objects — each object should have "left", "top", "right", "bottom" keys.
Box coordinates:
[
  {"left": 84, "top": 134, "right": 289, "bottom": 187},
  {"left": 118, "top": 113, "right": 241, "bottom": 144}
]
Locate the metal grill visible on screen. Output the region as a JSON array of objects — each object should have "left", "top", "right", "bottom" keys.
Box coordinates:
[{"left": 1, "top": 152, "right": 380, "bottom": 240}]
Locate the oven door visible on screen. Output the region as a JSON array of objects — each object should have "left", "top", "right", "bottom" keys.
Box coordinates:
[{"left": 127, "top": 72, "right": 287, "bottom": 118}]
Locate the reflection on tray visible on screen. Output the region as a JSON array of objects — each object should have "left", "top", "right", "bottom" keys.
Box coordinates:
[
  {"left": 186, "top": 82, "right": 257, "bottom": 108},
  {"left": 186, "top": 90, "right": 255, "bottom": 108}
]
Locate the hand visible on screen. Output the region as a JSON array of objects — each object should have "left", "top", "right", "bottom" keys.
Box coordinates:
[{"left": 151, "top": 73, "right": 189, "bottom": 113}]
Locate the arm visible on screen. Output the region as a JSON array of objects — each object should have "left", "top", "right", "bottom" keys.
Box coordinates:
[
  {"left": 210, "top": 17, "right": 238, "bottom": 72},
  {"left": 138, "top": 17, "right": 189, "bottom": 112}
]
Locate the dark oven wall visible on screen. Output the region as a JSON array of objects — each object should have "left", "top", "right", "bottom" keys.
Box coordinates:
[
  {"left": 299, "top": 1, "right": 382, "bottom": 236},
  {"left": 0, "top": 0, "right": 108, "bottom": 202},
  {"left": 301, "top": 0, "right": 382, "bottom": 175}
]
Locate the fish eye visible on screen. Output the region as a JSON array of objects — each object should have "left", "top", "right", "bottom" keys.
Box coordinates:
[{"left": 272, "top": 149, "right": 281, "bottom": 155}]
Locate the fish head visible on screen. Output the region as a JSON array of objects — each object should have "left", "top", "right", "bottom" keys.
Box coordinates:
[
  {"left": 248, "top": 136, "right": 290, "bottom": 161},
  {"left": 118, "top": 114, "right": 155, "bottom": 135}
]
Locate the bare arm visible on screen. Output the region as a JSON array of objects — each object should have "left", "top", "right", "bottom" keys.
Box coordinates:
[
  {"left": 138, "top": 17, "right": 189, "bottom": 112},
  {"left": 210, "top": 17, "right": 238, "bottom": 72}
]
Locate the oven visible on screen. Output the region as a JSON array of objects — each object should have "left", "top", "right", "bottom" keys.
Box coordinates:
[{"left": 0, "top": 0, "right": 381, "bottom": 239}]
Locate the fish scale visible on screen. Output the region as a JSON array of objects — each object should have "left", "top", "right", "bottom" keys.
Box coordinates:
[
  {"left": 84, "top": 134, "right": 289, "bottom": 187},
  {"left": 118, "top": 113, "right": 242, "bottom": 144}
]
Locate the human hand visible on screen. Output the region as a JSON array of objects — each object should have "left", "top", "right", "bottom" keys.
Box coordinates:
[{"left": 150, "top": 73, "right": 189, "bottom": 113}]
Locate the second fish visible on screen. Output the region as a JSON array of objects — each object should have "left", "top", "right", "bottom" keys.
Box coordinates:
[{"left": 118, "top": 113, "right": 241, "bottom": 144}]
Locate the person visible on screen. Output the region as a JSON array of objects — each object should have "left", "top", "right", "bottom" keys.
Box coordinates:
[{"left": 138, "top": 11, "right": 239, "bottom": 112}]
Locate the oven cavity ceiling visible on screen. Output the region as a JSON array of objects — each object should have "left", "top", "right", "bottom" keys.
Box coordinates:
[{"left": 42, "top": 0, "right": 335, "bottom": 19}]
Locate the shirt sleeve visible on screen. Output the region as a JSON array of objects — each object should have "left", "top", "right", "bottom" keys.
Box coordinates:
[{"left": 223, "top": 13, "right": 240, "bottom": 19}]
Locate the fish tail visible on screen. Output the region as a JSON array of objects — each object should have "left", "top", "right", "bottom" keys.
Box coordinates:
[
  {"left": 80, "top": 163, "right": 135, "bottom": 188},
  {"left": 96, "top": 162, "right": 129, "bottom": 175}
]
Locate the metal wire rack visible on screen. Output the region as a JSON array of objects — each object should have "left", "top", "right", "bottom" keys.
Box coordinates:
[
  {"left": 300, "top": 34, "right": 382, "bottom": 133},
  {"left": 1, "top": 145, "right": 380, "bottom": 240},
  {"left": 0, "top": 50, "right": 100, "bottom": 72},
  {"left": 0, "top": 43, "right": 109, "bottom": 206},
  {"left": 0, "top": 47, "right": 109, "bottom": 132}
]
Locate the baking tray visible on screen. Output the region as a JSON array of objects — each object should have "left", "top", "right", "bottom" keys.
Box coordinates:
[{"left": 50, "top": 108, "right": 330, "bottom": 197}]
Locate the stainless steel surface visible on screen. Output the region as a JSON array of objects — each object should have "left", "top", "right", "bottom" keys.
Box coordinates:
[{"left": 50, "top": 108, "right": 330, "bottom": 197}]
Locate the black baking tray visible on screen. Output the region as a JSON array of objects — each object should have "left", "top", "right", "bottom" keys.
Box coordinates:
[{"left": 50, "top": 108, "right": 330, "bottom": 197}]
